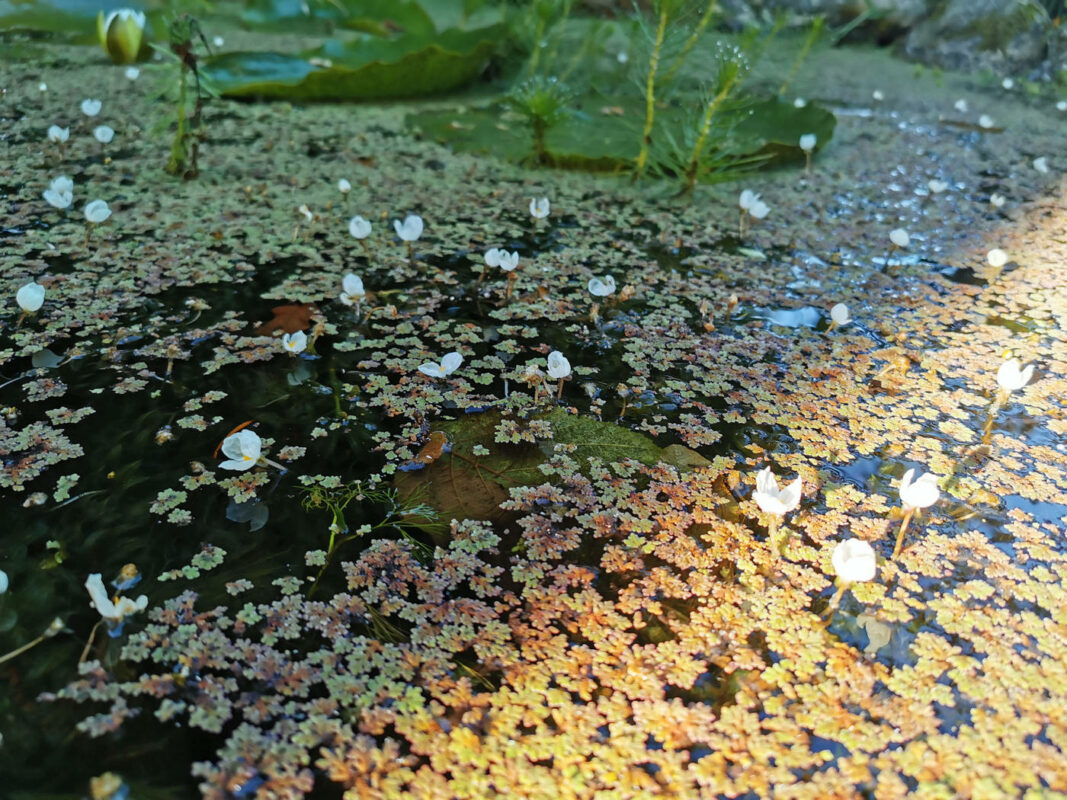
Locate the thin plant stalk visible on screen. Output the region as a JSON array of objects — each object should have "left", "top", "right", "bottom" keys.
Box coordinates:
[
  {"left": 0, "top": 619, "right": 64, "bottom": 666},
  {"left": 684, "top": 68, "right": 739, "bottom": 192},
  {"left": 634, "top": 2, "right": 670, "bottom": 179},
  {"left": 892, "top": 508, "right": 915, "bottom": 558},
  {"left": 556, "top": 377, "right": 564, "bottom": 401},
  {"left": 663, "top": 0, "right": 718, "bottom": 85},
  {"left": 778, "top": 16, "right": 823, "bottom": 97}
]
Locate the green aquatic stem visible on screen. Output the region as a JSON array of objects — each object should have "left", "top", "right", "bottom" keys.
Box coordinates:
[
  {"left": 634, "top": 2, "right": 670, "bottom": 179},
  {"left": 778, "top": 16, "right": 823, "bottom": 97},
  {"left": 663, "top": 0, "right": 718, "bottom": 85},
  {"left": 0, "top": 618, "right": 65, "bottom": 666},
  {"left": 684, "top": 66, "right": 740, "bottom": 193}
]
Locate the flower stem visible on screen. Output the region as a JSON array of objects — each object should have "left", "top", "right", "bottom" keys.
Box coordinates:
[
  {"left": 0, "top": 620, "right": 63, "bottom": 665},
  {"left": 556, "top": 378, "right": 564, "bottom": 401},
  {"left": 824, "top": 583, "right": 846, "bottom": 618},
  {"left": 892, "top": 508, "right": 915, "bottom": 558}
]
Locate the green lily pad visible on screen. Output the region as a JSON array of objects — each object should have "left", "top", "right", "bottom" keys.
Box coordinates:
[
  {"left": 407, "top": 95, "right": 836, "bottom": 175},
  {"left": 394, "top": 409, "right": 709, "bottom": 536},
  {"left": 202, "top": 25, "right": 503, "bottom": 100}
]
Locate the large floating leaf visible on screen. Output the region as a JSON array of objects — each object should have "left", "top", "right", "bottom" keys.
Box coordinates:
[
  {"left": 407, "top": 95, "right": 836, "bottom": 175},
  {"left": 240, "top": 0, "right": 436, "bottom": 37},
  {"left": 394, "top": 409, "right": 709, "bottom": 536},
  {"left": 202, "top": 25, "right": 503, "bottom": 100}
]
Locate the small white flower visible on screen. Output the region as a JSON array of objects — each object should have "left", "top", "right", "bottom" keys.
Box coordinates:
[
  {"left": 125, "top": 66, "right": 140, "bottom": 80},
  {"left": 829, "top": 302, "right": 851, "bottom": 326},
  {"left": 393, "top": 214, "right": 423, "bottom": 242},
  {"left": 282, "top": 330, "right": 307, "bottom": 354},
  {"left": 889, "top": 228, "right": 910, "bottom": 248},
  {"left": 1057, "top": 100, "right": 1067, "bottom": 112},
  {"left": 996, "top": 358, "right": 1033, "bottom": 394},
  {"left": 484, "top": 248, "right": 503, "bottom": 267},
  {"left": 497, "top": 250, "right": 519, "bottom": 272},
  {"left": 799, "top": 133, "right": 817, "bottom": 152},
  {"left": 739, "top": 189, "right": 759, "bottom": 210},
  {"left": 47, "top": 125, "right": 69, "bottom": 144},
  {"left": 337, "top": 178, "right": 351, "bottom": 194},
  {"left": 85, "top": 573, "right": 147, "bottom": 631},
  {"left": 1001, "top": 77, "right": 1014, "bottom": 90},
  {"left": 39, "top": 82, "right": 48, "bottom": 92},
  {"left": 899, "top": 468, "right": 939, "bottom": 510},
  {"left": 84, "top": 199, "right": 111, "bottom": 224},
  {"left": 219, "top": 429, "right": 262, "bottom": 471},
  {"left": 339, "top": 273, "right": 365, "bottom": 305},
  {"left": 753, "top": 467, "right": 802, "bottom": 516},
  {"left": 748, "top": 199, "right": 770, "bottom": 220},
  {"left": 80, "top": 98, "right": 102, "bottom": 117},
  {"left": 348, "top": 215, "right": 371, "bottom": 239},
  {"left": 954, "top": 98, "right": 968, "bottom": 113},
  {"left": 793, "top": 97, "right": 806, "bottom": 108},
  {"left": 986, "top": 248, "right": 1008, "bottom": 269},
  {"left": 989, "top": 193, "right": 1006, "bottom": 208},
  {"left": 43, "top": 175, "right": 73, "bottom": 209},
  {"left": 588, "top": 275, "right": 616, "bottom": 297},
  {"left": 978, "top": 114, "right": 995, "bottom": 129},
  {"left": 213, "top": 35, "right": 224, "bottom": 47},
  {"left": 529, "top": 197, "right": 550, "bottom": 219},
  {"left": 298, "top": 204, "right": 313, "bottom": 223},
  {"left": 1033, "top": 157, "right": 1049, "bottom": 174},
  {"left": 616, "top": 51, "right": 628, "bottom": 64},
  {"left": 0, "top": 568, "right": 7, "bottom": 594},
  {"left": 872, "top": 89, "right": 884, "bottom": 101},
  {"left": 831, "top": 539, "right": 877, "bottom": 584},
  {"left": 418, "top": 351, "right": 463, "bottom": 378},
  {"left": 93, "top": 125, "right": 115, "bottom": 144},
  {"left": 16, "top": 281, "right": 46, "bottom": 313},
  {"left": 927, "top": 179, "right": 947, "bottom": 194},
  {"left": 546, "top": 351, "right": 571, "bottom": 380}
]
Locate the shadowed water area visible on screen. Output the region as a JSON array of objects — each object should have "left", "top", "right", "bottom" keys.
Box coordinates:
[{"left": 1, "top": 8, "right": 1067, "bottom": 799}]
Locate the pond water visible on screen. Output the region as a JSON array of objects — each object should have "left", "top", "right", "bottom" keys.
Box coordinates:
[{"left": 2, "top": 12, "right": 1067, "bottom": 800}]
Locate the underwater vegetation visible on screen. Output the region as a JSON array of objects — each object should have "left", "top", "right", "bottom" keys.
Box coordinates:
[{"left": 2, "top": 0, "right": 1067, "bottom": 798}]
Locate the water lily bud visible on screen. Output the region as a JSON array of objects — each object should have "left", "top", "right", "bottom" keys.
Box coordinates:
[
  {"left": 799, "top": 133, "right": 816, "bottom": 152},
  {"left": 588, "top": 275, "right": 616, "bottom": 297},
  {"left": 80, "top": 98, "right": 102, "bottom": 117},
  {"left": 393, "top": 214, "right": 423, "bottom": 242},
  {"left": 996, "top": 358, "right": 1033, "bottom": 394},
  {"left": 986, "top": 249, "right": 1008, "bottom": 269},
  {"left": 84, "top": 199, "right": 111, "bottom": 224},
  {"left": 529, "top": 197, "right": 550, "bottom": 219},
  {"left": 889, "top": 228, "right": 909, "bottom": 248},
  {"left": 93, "top": 125, "right": 115, "bottom": 144},
  {"left": 899, "top": 468, "right": 939, "bottom": 510},
  {"left": 831, "top": 539, "right": 877, "bottom": 584},
  {"left": 16, "top": 281, "right": 46, "bottom": 313},
  {"left": 97, "top": 8, "right": 147, "bottom": 65},
  {"left": 546, "top": 351, "right": 571, "bottom": 380}
]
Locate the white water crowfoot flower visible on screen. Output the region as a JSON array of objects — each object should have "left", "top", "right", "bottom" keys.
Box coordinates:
[
  {"left": 83, "top": 199, "right": 111, "bottom": 246},
  {"left": 886, "top": 228, "right": 909, "bottom": 268},
  {"left": 738, "top": 189, "right": 768, "bottom": 235},
  {"left": 547, "top": 350, "right": 571, "bottom": 399},
  {"left": 337, "top": 178, "right": 352, "bottom": 195},
  {"left": 529, "top": 197, "right": 550, "bottom": 220},
  {"left": 989, "top": 193, "right": 1006, "bottom": 209},
  {"left": 16, "top": 281, "right": 46, "bottom": 315},
  {"left": 80, "top": 98, "right": 102, "bottom": 118},
  {"left": 282, "top": 330, "right": 307, "bottom": 354},
  {"left": 339, "top": 273, "right": 365, "bottom": 307},
  {"left": 417, "top": 351, "right": 463, "bottom": 379},
  {"left": 218, "top": 428, "right": 287, "bottom": 472},
  {"left": 825, "top": 538, "right": 878, "bottom": 617},
  {"left": 978, "top": 114, "right": 995, "bottom": 129},
  {"left": 125, "top": 66, "right": 140, "bottom": 80},
  {"left": 799, "top": 133, "right": 816, "bottom": 173},
  {"left": 348, "top": 215, "right": 371, "bottom": 249},
  {"left": 1033, "top": 157, "right": 1050, "bottom": 174},
  {"left": 984, "top": 358, "right": 1035, "bottom": 440},
  {"left": 927, "top": 179, "right": 947, "bottom": 195},
  {"left": 826, "top": 302, "right": 851, "bottom": 333},
  {"left": 753, "top": 466, "right": 802, "bottom": 557},
  {"left": 893, "top": 468, "right": 940, "bottom": 558},
  {"left": 588, "top": 275, "right": 616, "bottom": 298},
  {"left": 47, "top": 125, "right": 69, "bottom": 149},
  {"left": 93, "top": 125, "right": 115, "bottom": 145},
  {"left": 97, "top": 9, "right": 146, "bottom": 64},
  {"left": 85, "top": 573, "right": 147, "bottom": 637},
  {"left": 394, "top": 214, "right": 423, "bottom": 262},
  {"left": 0, "top": 569, "right": 7, "bottom": 594},
  {"left": 43, "top": 175, "right": 73, "bottom": 210},
  {"left": 986, "top": 248, "right": 1008, "bottom": 273}
]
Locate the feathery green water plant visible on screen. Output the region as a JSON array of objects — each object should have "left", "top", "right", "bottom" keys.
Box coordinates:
[
  {"left": 505, "top": 75, "right": 575, "bottom": 165},
  {"left": 156, "top": 15, "right": 217, "bottom": 178}
]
